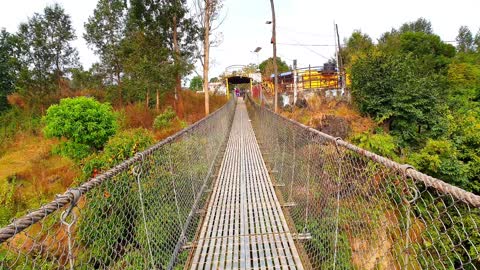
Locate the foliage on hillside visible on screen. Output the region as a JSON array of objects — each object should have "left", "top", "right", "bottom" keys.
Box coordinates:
[
  {"left": 0, "top": 91, "right": 226, "bottom": 230},
  {"left": 342, "top": 18, "right": 480, "bottom": 268},
  {"left": 345, "top": 20, "right": 480, "bottom": 194},
  {"left": 43, "top": 97, "right": 118, "bottom": 160},
  {"left": 281, "top": 19, "right": 480, "bottom": 268}
]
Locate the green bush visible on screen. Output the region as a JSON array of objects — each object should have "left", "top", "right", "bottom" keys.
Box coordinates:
[
  {"left": 43, "top": 97, "right": 117, "bottom": 159},
  {"left": 350, "top": 131, "right": 399, "bottom": 160},
  {"left": 82, "top": 128, "right": 154, "bottom": 178},
  {"left": 52, "top": 141, "right": 92, "bottom": 161},
  {"left": 153, "top": 107, "right": 177, "bottom": 129}
]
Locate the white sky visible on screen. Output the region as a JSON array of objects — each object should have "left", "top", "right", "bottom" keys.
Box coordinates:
[{"left": 1, "top": 0, "right": 479, "bottom": 79}]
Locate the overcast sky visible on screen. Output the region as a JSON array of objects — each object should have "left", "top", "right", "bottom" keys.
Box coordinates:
[{"left": 1, "top": 0, "right": 479, "bottom": 80}]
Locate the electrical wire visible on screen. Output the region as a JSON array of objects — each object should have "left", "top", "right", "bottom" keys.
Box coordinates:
[{"left": 277, "top": 43, "right": 339, "bottom": 47}]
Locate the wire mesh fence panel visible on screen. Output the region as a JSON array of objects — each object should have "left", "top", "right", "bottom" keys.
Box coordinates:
[
  {"left": 246, "top": 96, "right": 480, "bottom": 270},
  {"left": 0, "top": 98, "right": 236, "bottom": 270}
]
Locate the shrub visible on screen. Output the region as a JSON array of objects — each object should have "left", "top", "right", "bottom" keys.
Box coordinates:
[
  {"left": 43, "top": 97, "right": 117, "bottom": 159},
  {"left": 77, "top": 129, "right": 155, "bottom": 268},
  {"left": 153, "top": 107, "right": 177, "bottom": 130},
  {"left": 52, "top": 141, "right": 92, "bottom": 161},
  {"left": 82, "top": 128, "right": 154, "bottom": 178},
  {"left": 351, "top": 131, "right": 399, "bottom": 160}
]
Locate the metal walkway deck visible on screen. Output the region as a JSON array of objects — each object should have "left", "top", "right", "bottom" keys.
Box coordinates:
[{"left": 190, "top": 99, "right": 304, "bottom": 270}]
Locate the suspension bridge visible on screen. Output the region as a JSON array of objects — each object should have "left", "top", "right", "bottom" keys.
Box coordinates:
[{"left": 1, "top": 97, "right": 479, "bottom": 269}]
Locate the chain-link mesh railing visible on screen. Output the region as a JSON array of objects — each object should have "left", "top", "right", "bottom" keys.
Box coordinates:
[
  {"left": 0, "top": 98, "right": 236, "bottom": 270},
  {"left": 246, "top": 96, "right": 480, "bottom": 270}
]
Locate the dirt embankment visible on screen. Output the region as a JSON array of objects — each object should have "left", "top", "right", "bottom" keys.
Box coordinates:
[{"left": 282, "top": 96, "right": 374, "bottom": 140}]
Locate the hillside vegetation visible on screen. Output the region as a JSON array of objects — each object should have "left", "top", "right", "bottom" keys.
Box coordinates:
[
  {"left": 0, "top": 0, "right": 227, "bottom": 229},
  {"left": 288, "top": 18, "right": 480, "bottom": 195}
]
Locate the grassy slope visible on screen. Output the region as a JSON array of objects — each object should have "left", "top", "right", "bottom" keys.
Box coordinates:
[{"left": 0, "top": 91, "right": 227, "bottom": 226}]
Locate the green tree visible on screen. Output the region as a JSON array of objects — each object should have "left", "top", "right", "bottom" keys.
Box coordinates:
[
  {"left": 0, "top": 29, "right": 17, "bottom": 112},
  {"left": 341, "top": 30, "right": 374, "bottom": 66},
  {"left": 16, "top": 3, "right": 79, "bottom": 108},
  {"left": 399, "top": 31, "right": 455, "bottom": 74},
  {"left": 399, "top": 17, "right": 433, "bottom": 34},
  {"left": 121, "top": 31, "right": 174, "bottom": 109},
  {"left": 127, "top": 0, "right": 198, "bottom": 105},
  {"left": 475, "top": 28, "right": 480, "bottom": 52},
  {"left": 242, "top": 63, "right": 259, "bottom": 74},
  {"left": 43, "top": 97, "right": 117, "bottom": 160},
  {"left": 70, "top": 66, "right": 104, "bottom": 90},
  {"left": 84, "top": 0, "right": 127, "bottom": 105},
  {"left": 189, "top": 76, "right": 203, "bottom": 91},
  {"left": 259, "top": 57, "right": 289, "bottom": 79},
  {"left": 456, "top": 26, "right": 474, "bottom": 53},
  {"left": 159, "top": 0, "right": 198, "bottom": 105},
  {"left": 351, "top": 53, "right": 447, "bottom": 146}
]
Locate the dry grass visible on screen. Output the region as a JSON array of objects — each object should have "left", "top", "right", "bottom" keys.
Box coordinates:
[
  {"left": 0, "top": 134, "right": 80, "bottom": 216},
  {"left": 282, "top": 95, "right": 375, "bottom": 137},
  {"left": 121, "top": 103, "right": 157, "bottom": 129},
  {"left": 118, "top": 91, "right": 228, "bottom": 141}
]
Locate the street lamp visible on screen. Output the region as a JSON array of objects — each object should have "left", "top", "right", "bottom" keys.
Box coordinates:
[
  {"left": 251, "top": 47, "right": 263, "bottom": 106},
  {"left": 268, "top": 0, "right": 278, "bottom": 113},
  {"left": 251, "top": 47, "right": 262, "bottom": 63}
]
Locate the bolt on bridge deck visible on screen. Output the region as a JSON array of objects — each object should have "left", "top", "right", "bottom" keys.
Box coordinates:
[{"left": 190, "top": 99, "right": 304, "bottom": 270}]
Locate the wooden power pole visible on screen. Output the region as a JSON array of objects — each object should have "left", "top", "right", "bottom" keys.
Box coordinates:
[{"left": 269, "top": 0, "right": 278, "bottom": 113}]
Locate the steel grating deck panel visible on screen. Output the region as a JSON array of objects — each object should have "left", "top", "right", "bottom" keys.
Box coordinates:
[{"left": 190, "top": 99, "right": 304, "bottom": 270}]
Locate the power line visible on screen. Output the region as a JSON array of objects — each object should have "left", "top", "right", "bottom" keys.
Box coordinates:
[
  {"left": 277, "top": 43, "right": 338, "bottom": 47},
  {"left": 286, "top": 40, "right": 331, "bottom": 60}
]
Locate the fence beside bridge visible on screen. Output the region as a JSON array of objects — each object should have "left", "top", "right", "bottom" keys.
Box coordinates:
[{"left": 247, "top": 96, "right": 480, "bottom": 269}]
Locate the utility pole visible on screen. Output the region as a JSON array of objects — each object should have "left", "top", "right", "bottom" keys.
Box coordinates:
[
  {"left": 269, "top": 0, "right": 279, "bottom": 113},
  {"left": 293, "top": 59, "right": 297, "bottom": 105},
  {"left": 203, "top": 1, "right": 211, "bottom": 115},
  {"left": 334, "top": 23, "right": 345, "bottom": 94}
]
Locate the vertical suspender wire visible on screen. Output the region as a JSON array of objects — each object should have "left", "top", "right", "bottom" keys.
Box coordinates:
[
  {"left": 303, "top": 133, "right": 313, "bottom": 233},
  {"left": 134, "top": 155, "right": 155, "bottom": 268},
  {"left": 279, "top": 138, "right": 286, "bottom": 186},
  {"left": 288, "top": 129, "right": 296, "bottom": 203},
  {"left": 168, "top": 146, "right": 184, "bottom": 235},
  {"left": 403, "top": 167, "right": 419, "bottom": 269},
  {"left": 186, "top": 131, "right": 197, "bottom": 202},
  {"left": 332, "top": 139, "right": 343, "bottom": 270}
]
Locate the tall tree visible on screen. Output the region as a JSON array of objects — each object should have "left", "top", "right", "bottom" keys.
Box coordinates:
[
  {"left": 475, "top": 28, "right": 480, "bottom": 52},
  {"left": 399, "top": 18, "right": 433, "bottom": 34},
  {"left": 121, "top": 30, "right": 174, "bottom": 110},
  {"left": 84, "top": 0, "right": 127, "bottom": 105},
  {"left": 17, "top": 3, "right": 79, "bottom": 108},
  {"left": 351, "top": 53, "right": 447, "bottom": 145},
  {"left": 0, "top": 29, "right": 17, "bottom": 112},
  {"left": 456, "top": 26, "right": 474, "bottom": 53},
  {"left": 399, "top": 31, "right": 455, "bottom": 74},
  {"left": 160, "top": 0, "right": 198, "bottom": 115},
  {"left": 195, "top": 0, "right": 223, "bottom": 115},
  {"left": 341, "top": 30, "right": 374, "bottom": 66},
  {"left": 125, "top": 0, "right": 198, "bottom": 111}
]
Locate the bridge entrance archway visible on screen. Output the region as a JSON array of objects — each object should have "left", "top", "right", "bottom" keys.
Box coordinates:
[{"left": 225, "top": 76, "right": 253, "bottom": 98}]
